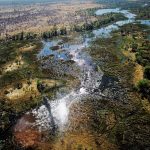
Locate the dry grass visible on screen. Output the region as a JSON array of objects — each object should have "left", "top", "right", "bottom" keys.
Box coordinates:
[
  {"left": 2, "top": 56, "right": 25, "bottom": 73},
  {"left": 0, "top": 2, "right": 103, "bottom": 37},
  {"left": 123, "top": 49, "right": 136, "bottom": 61},
  {"left": 133, "top": 64, "right": 143, "bottom": 86},
  {"left": 14, "top": 114, "right": 42, "bottom": 148},
  {"left": 141, "top": 99, "right": 150, "bottom": 113}
]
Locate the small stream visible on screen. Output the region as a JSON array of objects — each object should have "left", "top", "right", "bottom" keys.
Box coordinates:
[{"left": 14, "top": 7, "right": 150, "bottom": 147}]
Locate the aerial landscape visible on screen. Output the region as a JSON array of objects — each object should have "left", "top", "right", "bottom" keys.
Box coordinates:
[{"left": 0, "top": 0, "right": 150, "bottom": 150}]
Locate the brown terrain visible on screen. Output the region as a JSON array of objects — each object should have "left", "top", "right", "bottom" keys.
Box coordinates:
[{"left": 0, "top": 1, "right": 103, "bottom": 38}]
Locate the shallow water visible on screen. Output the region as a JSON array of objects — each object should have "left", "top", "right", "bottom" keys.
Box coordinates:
[
  {"left": 94, "top": 8, "right": 136, "bottom": 38},
  {"left": 38, "top": 40, "right": 68, "bottom": 60}
]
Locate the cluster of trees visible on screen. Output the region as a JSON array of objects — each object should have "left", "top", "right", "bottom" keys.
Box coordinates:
[
  {"left": 137, "top": 79, "right": 150, "bottom": 100},
  {"left": 42, "top": 13, "right": 121, "bottom": 39},
  {"left": 42, "top": 14, "right": 119, "bottom": 39},
  {"left": 42, "top": 26, "right": 67, "bottom": 39},
  {"left": 4, "top": 32, "right": 38, "bottom": 42},
  {"left": 136, "top": 40, "right": 150, "bottom": 66},
  {"left": 133, "top": 6, "right": 150, "bottom": 19},
  {"left": 73, "top": 17, "right": 115, "bottom": 32},
  {"left": 72, "top": 13, "right": 125, "bottom": 32},
  {"left": 2, "top": 27, "right": 67, "bottom": 41}
]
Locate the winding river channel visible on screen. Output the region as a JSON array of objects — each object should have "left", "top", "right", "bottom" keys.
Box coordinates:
[{"left": 14, "top": 8, "right": 150, "bottom": 148}]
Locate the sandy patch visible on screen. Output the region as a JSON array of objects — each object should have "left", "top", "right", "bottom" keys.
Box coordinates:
[
  {"left": 3, "top": 56, "right": 25, "bottom": 73},
  {"left": 133, "top": 64, "right": 143, "bottom": 86},
  {"left": 5, "top": 79, "right": 40, "bottom": 101},
  {"left": 19, "top": 45, "right": 37, "bottom": 52}
]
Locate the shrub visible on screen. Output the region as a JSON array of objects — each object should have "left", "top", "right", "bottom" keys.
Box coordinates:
[
  {"left": 136, "top": 53, "right": 142, "bottom": 64},
  {"left": 137, "top": 79, "right": 150, "bottom": 100},
  {"left": 131, "top": 43, "right": 138, "bottom": 52},
  {"left": 144, "top": 66, "right": 150, "bottom": 80}
]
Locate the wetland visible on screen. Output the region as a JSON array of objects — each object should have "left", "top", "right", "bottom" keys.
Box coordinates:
[{"left": 0, "top": 0, "right": 150, "bottom": 150}]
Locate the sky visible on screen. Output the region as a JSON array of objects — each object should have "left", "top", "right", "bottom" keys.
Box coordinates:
[
  {"left": 0, "top": 0, "right": 87, "bottom": 5},
  {"left": 0, "top": 0, "right": 67, "bottom": 5}
]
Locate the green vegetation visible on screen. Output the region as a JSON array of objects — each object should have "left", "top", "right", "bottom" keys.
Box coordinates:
[
  {"left": 144, "top": 66, "right": 150, "bottom": 80},
  {"left": 132, "top": 5, "right": 150, "bottom": 20},
  {"left": 117, "top": 23, "right": 150, "bottom": 100},
  {"left": 137, "top": 79, "right": 150, "bottom": 100},
  {"left": 73, "top": 13, "right": 126, "bottom": 32},
  {"left": 0, "top": 41, "right": 17, "bottom": 68}
]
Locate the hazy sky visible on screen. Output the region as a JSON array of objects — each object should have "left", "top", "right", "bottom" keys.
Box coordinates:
[
  {"left": 0, "top": 0, "right": 83, "bottom": 5},
  {"left": 0, "top": 0, "right": 86, "bottom": 3}
]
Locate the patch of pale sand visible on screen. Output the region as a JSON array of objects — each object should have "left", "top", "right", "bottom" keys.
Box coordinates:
[
  {"left": 3, "top": 56, "right": 25, "bottom": 73},
  {"left": 5, "top": 80, "right": 40, "bottom": 101},
  {"left": 19, "top": 45, "right": 37, "bottom": 52},
  {"left": 5, "top": 79, "right": 62, "bottom": 101},
  {"left": 40, "top": 79, "right": 62, "bottom": 87},
  {"left": 133, "top": 64, "right": 143, "bottom": 86}
]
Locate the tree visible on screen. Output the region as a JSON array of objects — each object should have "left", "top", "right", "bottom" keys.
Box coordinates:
[
  {"left": 60, "top": 27, "right": 67, "bottom": 35},
  {"left": 20, "top": 31, "right": 24, "bottom": 40},
  {"left": 131, "top": 43, "right": 138, "bottom": 52},
  {"left": 144, "top": 66, "right": 150, "bottom": 80},
  {"left": 137, "top": 79, "right": 150, "bottom": 100}
]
